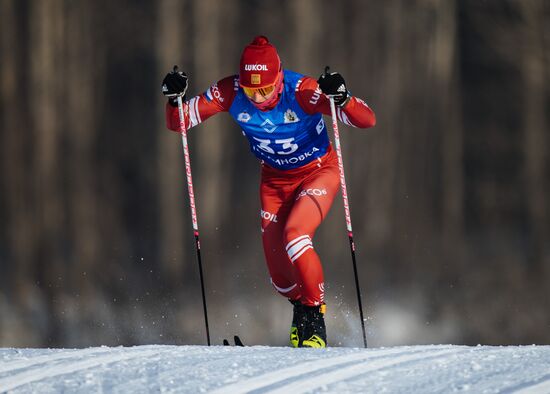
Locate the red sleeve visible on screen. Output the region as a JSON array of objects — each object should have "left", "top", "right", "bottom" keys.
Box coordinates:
[
  {"left": 165, "top": 75, "right": 238, "bottom": 132},
  {"left": 295, "top": 76, "right": 376, "bottom": 129}
]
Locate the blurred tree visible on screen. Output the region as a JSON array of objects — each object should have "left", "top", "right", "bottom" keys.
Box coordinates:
[
  {"left": 517, "top": 2, "right": 549, "bottom": 279},
  {"left": 155, "top": 0, "right": 188, "bottom": 286}
]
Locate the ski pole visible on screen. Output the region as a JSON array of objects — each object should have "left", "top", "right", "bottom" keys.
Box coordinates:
[
  {"left": 327, "top": 90, "right": 368, "bottom": 349},
  {"left": 176, "top": 94, "right": 211, "bottom": 346}
]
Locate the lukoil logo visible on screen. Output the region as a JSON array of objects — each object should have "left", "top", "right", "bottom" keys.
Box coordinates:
[
  {"left": 261, "top": 209, "right": 278, "bottom": 223},
  {"left": 309, "top": 87, "right": 323, "bottom": 105},
  {"left": 296, "top": 188, "right": 327, "bottom": 200},
  {"left": 245, "top": 64, "right": 268, "bottom": 71}
]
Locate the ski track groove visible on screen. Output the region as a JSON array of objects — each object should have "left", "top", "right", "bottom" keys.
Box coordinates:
[
  {"left": 1, "top": 345, "right": 547, "bottom": 393},
  {"left": 262, "top": 347, "right": 465, "bottom": 394},
  {"left": 0, "top": 347, "right": 161, "bottom": 392},
  {"left": 108, "top": 347, "right": 240, "bottom": 393},
  {"left": 209, "top": 345, "right": 454, "bottom": 394},
  {"left": 512, "top": 375, "right": 550, "bottom": 394},
  {"left": 111, "top": 346, "right": 303, "bottom": 393},
  {"left": 0, "top": 347, "right": 113, "bottom": 375}
]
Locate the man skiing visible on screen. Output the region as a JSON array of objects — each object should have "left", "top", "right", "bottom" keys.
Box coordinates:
[{"left": 162, "top": 36, "right": 376, "bottom": 348}]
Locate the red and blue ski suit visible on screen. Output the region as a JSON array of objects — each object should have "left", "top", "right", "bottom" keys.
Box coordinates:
[{"left": 166, "top": 69, "right": 376, "bottom": 306}]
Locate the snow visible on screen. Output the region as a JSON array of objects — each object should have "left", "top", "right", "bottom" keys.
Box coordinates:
[{"left": 0, "top": 344, "right": 549, "bottom": 393}]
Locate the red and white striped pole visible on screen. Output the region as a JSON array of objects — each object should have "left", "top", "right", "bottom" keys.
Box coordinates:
[
  {"left": 176, "top": 95, "right": 211, "bottom": 346},
  {"left": 328, "top": 95, "right": 368, "bottom": 348}
]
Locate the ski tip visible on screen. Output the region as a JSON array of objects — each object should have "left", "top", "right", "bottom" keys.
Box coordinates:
[
  {"left": 234, "top": 335, "right": 244, "bottom": 347},
  {"left": 223, "top": 336, "right": 245, "bottom": 346}
]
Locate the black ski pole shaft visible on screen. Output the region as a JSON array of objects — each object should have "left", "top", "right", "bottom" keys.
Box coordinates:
[
  {"left": 348, "top": 234, "right": 367, "bottom": 348},
  {"left": 194, "top": 233, "right": 210, "bottom": 346},
  {"left": 327, "top": 92, "right": 368, "bottom": 348},
  {"left": 176, "top": 94, "right": 211, "bottom": 346}
]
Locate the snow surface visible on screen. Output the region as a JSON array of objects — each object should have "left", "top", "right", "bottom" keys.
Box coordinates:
[{"left": 0, "top": 344, "right": 549, "bottom": 393}]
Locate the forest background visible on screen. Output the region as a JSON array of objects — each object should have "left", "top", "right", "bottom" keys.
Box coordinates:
[{"left": 0, "top": 0, "right": 548, "bottom": 347}]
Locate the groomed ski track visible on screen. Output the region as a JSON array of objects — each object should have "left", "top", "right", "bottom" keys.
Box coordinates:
[{"left": 1, "top": 344, "right": 549, "bottom": 393}]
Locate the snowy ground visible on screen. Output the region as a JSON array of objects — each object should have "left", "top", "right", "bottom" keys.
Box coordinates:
[{"left": 0, "top": 344, "right": 549, "bottom": 393}]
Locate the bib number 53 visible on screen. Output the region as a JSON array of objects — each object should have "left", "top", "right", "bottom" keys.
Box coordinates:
[{"left": 253, "top": 137, "right": 298, "bottom": 155}]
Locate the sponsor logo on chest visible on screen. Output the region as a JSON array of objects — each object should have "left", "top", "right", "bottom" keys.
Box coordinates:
[
  {"left": 261, "top": 118, "right": 277, "bottom": 133},
  {"left": 284, "top": 109, "right": 300, "bottom": 123},
  {"left": 238, "top": 111, "right": 251, "bottom": 123}
]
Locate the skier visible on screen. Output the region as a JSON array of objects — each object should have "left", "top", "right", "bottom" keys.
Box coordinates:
[{"left": 162, "top": 36, "right": 376, "bottom": 348}]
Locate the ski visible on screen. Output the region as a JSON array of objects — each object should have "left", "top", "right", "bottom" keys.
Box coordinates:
[{"left": 222, "top": 335, "right": 245, "bottom": 346}]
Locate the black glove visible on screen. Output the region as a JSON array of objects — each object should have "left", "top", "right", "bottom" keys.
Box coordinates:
[
  {"left": 162, "top": 66, "right": 188, "bottom": 106},
  {"left": 317, "top": 66, "right": 349, "bottom": 106}
]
